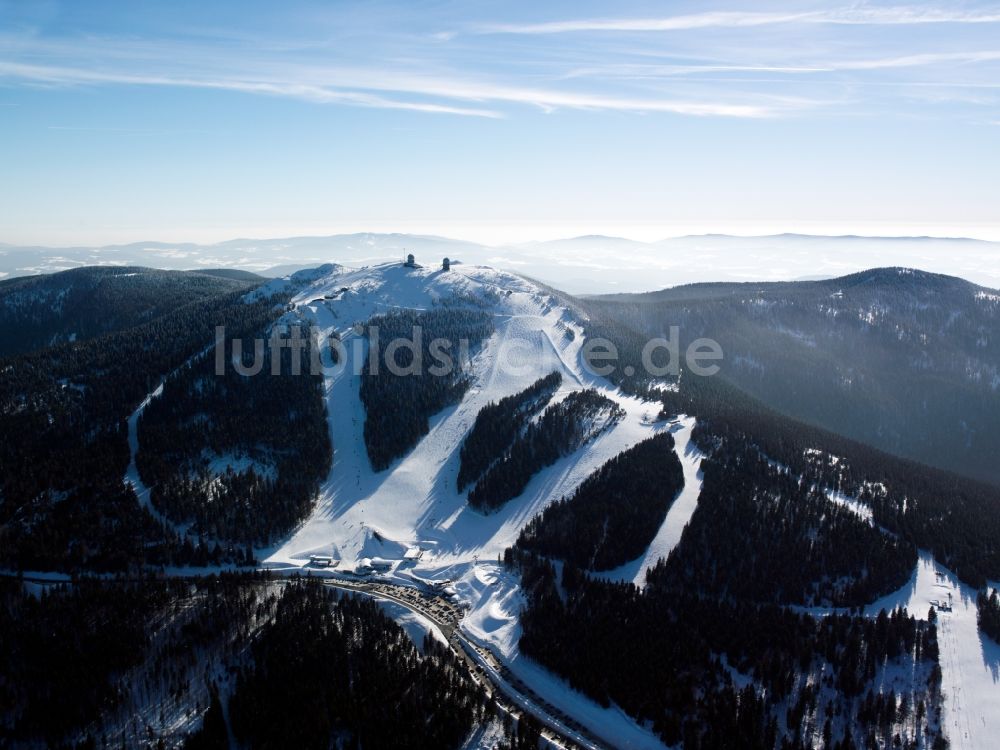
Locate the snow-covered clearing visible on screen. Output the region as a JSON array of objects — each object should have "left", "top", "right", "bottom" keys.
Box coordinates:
[
  {"left": 372, "top": 598, "right": 449, "bottom": 652},
  {"left": 825, "top": 488, "right": 875, "bottom": 524},
  {"left": 864, "top": 553, "right": 1000, "bottom": 750},
  {"left": 459, "top": 719, "right": 508, "bottom": 750}
]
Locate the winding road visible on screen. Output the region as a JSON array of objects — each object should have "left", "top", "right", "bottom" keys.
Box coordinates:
[{"left": 320, "top": 577, "right": 611, "bottom": 750}]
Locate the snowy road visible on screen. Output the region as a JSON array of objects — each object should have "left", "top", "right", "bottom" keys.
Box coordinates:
[
  {"left": 123, "top": 383, "right": 176, "bottom": 529},
  {"left": 321, "top": 577, "right": 606, "bottom": 750}
]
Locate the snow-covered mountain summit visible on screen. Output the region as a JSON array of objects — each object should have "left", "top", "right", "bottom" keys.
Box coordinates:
[
  {"left": 252, "top": 258, "right": 691, "bottom": 746},
  {"left": 261, "top": 259, "right": 680, "bottom": 573}
]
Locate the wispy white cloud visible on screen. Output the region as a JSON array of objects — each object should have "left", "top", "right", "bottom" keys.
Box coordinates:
[
  {"left": 563, "top": 63, "right": 834, "bottom": 79},
  {"left": 1, "top": 5, "right": 997, "bottom": 124},
  {"left": 0, "top": 60, "right": 780, "bottom": 118},
  {"left": 0, "top": 61, "right": 506, "bottom": 118},
  {"left": 835, "top": 50, "right": 1000, "bottom": 70},
  {"left": 476, "top": 6, "right": 1000, "bottom": 35},
  {"left": 565, "top": 51, "right": 1000, "bottom": 81},
  {"left": 819, "top": 6, "right": 1000, "bottom": 25},
  {"left": 477, "top": 11, "right": 818, "bottom": 35}
]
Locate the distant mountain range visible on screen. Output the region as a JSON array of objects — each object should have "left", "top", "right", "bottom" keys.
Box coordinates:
[{"left": 2, "top": 232, "right": 999, "bottom": 293}]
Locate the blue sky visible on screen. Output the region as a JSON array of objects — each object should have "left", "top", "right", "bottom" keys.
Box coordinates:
[{"left": 2, "top": 0, "right": 999, "bottom": 245}]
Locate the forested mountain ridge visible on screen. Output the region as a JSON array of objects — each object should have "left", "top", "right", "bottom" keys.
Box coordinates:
[
  {"left": 586, "top": 266, "right": 1000, "bottom": 485},
  {"left": 0, "top": 266, "right": 261, "bottom": 357},
  {"left": 457, "top": 371, "right": 562, "bottom": 491},
  {"left": 3, "top": 259, "right": 1000, "bottom": 749},
  {"left": 136, "top": 323, "right": 332, "bottom": 545},
  {"left": 0, "top": 278, "right": 288, "bottom": 571},
  {"left": 0, "top": 575, "right": 537, "bottom": 750}
]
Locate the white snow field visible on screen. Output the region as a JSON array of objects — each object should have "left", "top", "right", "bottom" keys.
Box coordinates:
[{"left": 257, "top": 261, "right": 676, "bottom": 748}]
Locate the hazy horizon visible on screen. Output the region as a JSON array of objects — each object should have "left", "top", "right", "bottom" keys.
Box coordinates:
[
  {"left": 3, "top": 231, "right": 999, "bottom": 294},
  {"left": 6, "top": 226, "right": 1000, "bottom": 249}
]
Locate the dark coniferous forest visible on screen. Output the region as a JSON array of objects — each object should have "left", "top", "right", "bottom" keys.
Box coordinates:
[
  {"left": 654, "top": 437, "right": 916, "bottom": 607},
  {"left": 0, "top": 280, "right": 288, "bottom": 572},
  {"left": 0, "top": 575, "right": 534, "bottom": 749},
  {"left": 457, "top": 370, "right": 562, "bottom": 491},
  {"left": 360, "top": 307, "right": 494, "bottom": 471},
  {"left": 653, "top": 370, "right": 1000, "bottom": 589},
  {"left": 507, "top": 550, "right": 944, "bottom": 749},
  {"left": 225, "top": 582, "right": 486, "bottom": 750},
  {"left": 0, "top": 266, "right": 261, "bottom": 357},
  {"left": 467, "top": 388, "right": 625, "bottom": 512},
  {"left": 978, "top": 588, "right": 1000, "bottom": 644},
  {"left": 516, "top": 431, "right": 684, "bottom": 571},
  {"left": 136, "top": 324, "right": 332, "bottom": 545}
]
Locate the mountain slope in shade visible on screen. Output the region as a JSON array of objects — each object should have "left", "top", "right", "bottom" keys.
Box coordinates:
[
  {"left": 0, "top": 266, "right": 260, "bottom": 357},
  {"left": 588, "top": 267, "right": 1000, "bottom": 485}
]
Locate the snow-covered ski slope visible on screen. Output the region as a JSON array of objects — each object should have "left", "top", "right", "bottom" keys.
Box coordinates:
[
  {"left": 594, "top": 414, "right": 705, "bottom": 588},
  {"left": 858, "top": 555, "right": 1000, "bottom": 750},
  {"left": 121, "top": 259, "right": 1000, "bottom": 749},
  {"left": 258, "top": 261, "right": 680, "bottom": 749},
  {"left": 262, "top": 261, "right": 673, "bottom": 576},
  {"left": 802, "top": 490, "right": 1000, "bottom": 749}
]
